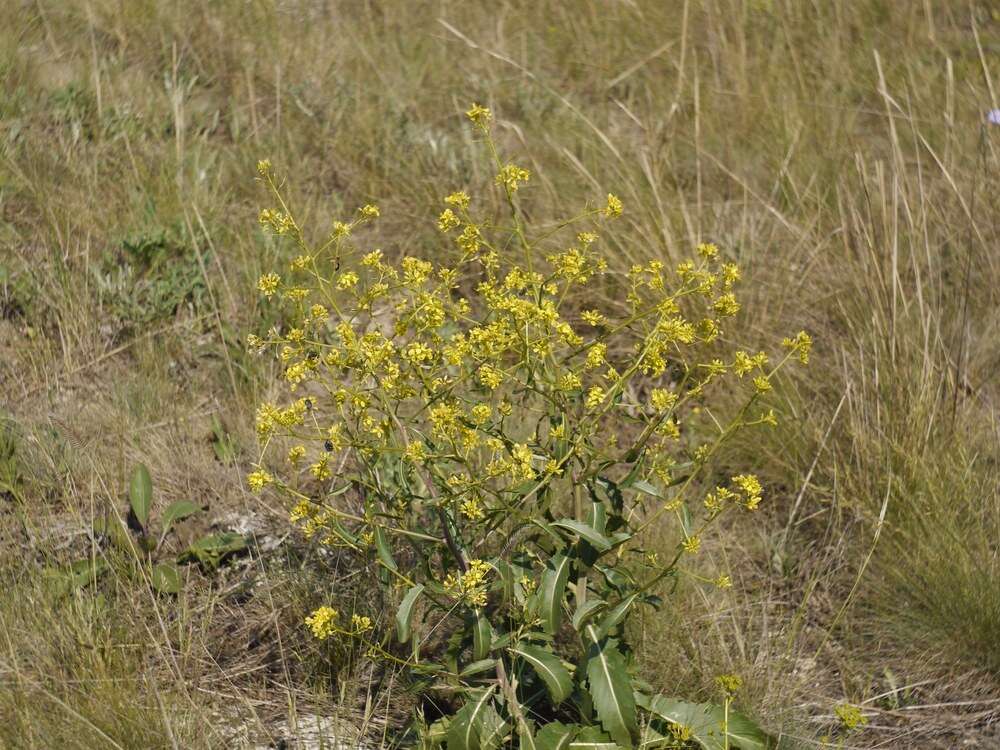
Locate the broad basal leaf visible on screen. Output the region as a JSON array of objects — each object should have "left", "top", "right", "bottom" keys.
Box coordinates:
[
  {"left": 129, "top": 463, "right": 152, "bottom": 529},
  {"left": 162, "top": 500, "right": 201, "bottom": 532}
]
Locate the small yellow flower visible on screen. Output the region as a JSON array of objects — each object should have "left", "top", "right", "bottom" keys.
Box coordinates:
[
  {"left": 650, "top": 388, "right": 677, "bottom": 412},
  {"left": 782, "top": 330, "right": 813, "bottom": 365},
  {"left": 257, "top": 273, "right": 281, "bottom": 298},
  {"left": 714, "top": 574, "right": 733, "bottom": 589},
  {"left": 336, "top": 271, "right": 359, "bottom": 290},
  {"left": 753, "top": 375, "right": 772, "bottom": 393},
  {"left": 444, "top": 191, "right": 470, "bottom": 209},
  {"left": 287, "top": 446, "right": 306, "bottom": 465},
  {"left": 716, "top": 674, "right": 743, "bottom": 695},
  {"left": 460, "top": 495, "right": 485, "bottom": 520},
  {"left": 444, "top": 559, "right": 492, "bottom": 607},
  {"left": 581, "top": 310, "right": 605, "bottom": 326},
  {"left": 835, "top": 704, "right": 867, "bottom": 732},
  {"left": 359, "top": 204, "right": 380, "bottom": 219},
  {"left": 604, "top": 193, "right": 623, "bottom": 218},
  {"left": 697, "top": 242, "right": 720, "bottom": 260},
  {"left": 305, "top": 606, "right": 339, "bottom": 640},
  {"left": 256, "top": 159, "right": 271, "bottom": 176},
  {"left": 465, "top": 103, "right": 492, "bottom": 127},
  {"left": 331, "top": 221, "right": 351, "bottom": 239},
  {"left": 470, "top": 403, "right": 492, "bottom": 425},
  {"left": 713, "top": 292, "right": 740, "bottom": 317},
  {"left": 478, "top": 364, "right": 505, "bottom": 390},
  {"left": 585, "top": 386, "right": 606, "bottom": 409},
  {"left": 438, "top": 208, "right": 460, "bottom": 232},
  {"left": 495, "top": 164, "right": 531, "bottom": 192},
  {"left": 247, "top": 469, "right": 273, "bottom": 492},
  {"left": 351, "top": 613, "right": 373, "bottom": 633},
  {"left": 404, "top": 441, "right": 428, "bottom": 464},
  {"left": 682, "top": 536, "right": 701, "bottom": 554}
]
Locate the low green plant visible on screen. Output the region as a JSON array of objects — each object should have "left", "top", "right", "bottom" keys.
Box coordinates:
[
  {"left": 80, "top": 463, "right": 246, "bottom": 594},
  {"left": 247, "top": 105, "right": 810, "bottom": 749},
  {"left": 93, "top": 231, "right": 207, "bottom": 336}
]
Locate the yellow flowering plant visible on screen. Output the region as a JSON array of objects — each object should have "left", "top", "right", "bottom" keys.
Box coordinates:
[{"left": 248, "top": 106, "right": 809, "bottom": 749}]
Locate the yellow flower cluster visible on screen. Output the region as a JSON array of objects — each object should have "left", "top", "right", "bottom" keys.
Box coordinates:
[
  {"left": 444, "top": 559, "right": 492, "bottom": 607},
  {"left": 248, "top": 103, "right": 811, "bottom": 652},
  {"left": 305, "top": 606, "right": 338, "bottom": 640}
]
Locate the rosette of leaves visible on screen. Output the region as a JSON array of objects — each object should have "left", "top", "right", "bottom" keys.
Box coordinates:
[
  {"left": 69, "top": 463, "right": 247, "bottom": 595},
  {"left": 250, "top": 105, "right": 809, "bottom": 748}
]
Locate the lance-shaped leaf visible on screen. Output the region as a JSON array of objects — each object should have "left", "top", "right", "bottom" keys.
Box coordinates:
[
  {"left": 446, "top": 687, "right": 496, "bottom": 750},
  {"left": 129, "top": 463, "right": 152, "bottom": 529},
  {"left": 572, "top": 598, "right": 607, "bottom": 632},
  {"left": 460, "top": 659, "right": 496, "bottom": 677},
  {"left": 510, "top": 644, "right": 573, "bottom": 705},
  {"left": 595, "top": 593, "right": 641, "bottom": 639},
  {"left": 642, "top": 696, "right": 772, "bottom": 750},
  {"left": 584, "top": 628, "right": 638, "bottom": 748},
  {"left": 473, "top": 609, "right": 492, "bottom": 660},
  {"left": 539, "top": 554, "right": 572, "bottom": 634},
  {"left": 375, "top": 526, "right": 398, "bottom": 572},
  {"left": 551, "top": 519, "right": 612, "bottom": 552},
  {"left": 396, "top": 583, "right": 424, "bottom": 643}
]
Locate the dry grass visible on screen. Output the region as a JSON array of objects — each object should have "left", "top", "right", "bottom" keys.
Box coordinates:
[{"left": 2, "top": 0, "right": 1000, "bottom": 747}]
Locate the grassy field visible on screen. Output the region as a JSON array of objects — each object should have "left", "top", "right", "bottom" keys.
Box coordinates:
[{"left": 2, "top": 1, "right": 999, "bottom": 747}]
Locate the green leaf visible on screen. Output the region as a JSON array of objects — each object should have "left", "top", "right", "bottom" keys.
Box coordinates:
[
  {"left": 572, "top": 598, "right": 607, "bottom": 632},
  {"left": 478, "top": 704, "right": 509, "bottom": 750},
  {"left": 551, "top": 519, "right": 612, "bottom": 552},
  {"left": 510, "top": 644, "right": 573, "bottom": 705},
  {"left": 375, "top": 526, "right": 398, "bottom": 571},
  {"left": 643, "top": 696, "right": 772, "bottom": 750},
  {"left": 425, "top": 717, "right": 450, "bottom": 747},
  {"left": 179, "top": 531, "right": 246, "bottom": 569},
  {"left": 129, "top": 463, "right": 153, "bottom": 529},
  {"left": 588, "top": 502, "right": 607, "bottom": 534},
  {"left": 539, "top": 554, "right": 572, "bottom": 634},
  {"left": 536, "top": 722, "right": 578, "bottom": 750},
  {"left": 445, "top": 688, "right": 495, "bottom": 750},
  {"left": 473, "top": 609, "right": 492, "bottom": 661},
  {"left": 93, "top": 517, "right": 132, "bottom": 552},
  {"left": 396, "top": 583, "right": 424, "bottom": 643},
  {"left": 151, "top": 563, "right": 182, "bottom": 594},
  {"left": 69, "top": 558, "right": 107, "bottom": 590},
  {"left": 596, "top": 593, "right": 641, "bottom": 639},
  {"left": 584, "top": 628, "right": 638, "bottom": 748},
  {"left": 460, "top": 659, "right": 496, "bottom": 677},
  {"left": 630, "top": 479, "right": 661, "bottom": 498},
  {"left": 568, "top": 725, "right": 618, "bottom": 749},
  {"left": 162, "top": 500, "right": 201, "bottom": 532}
]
